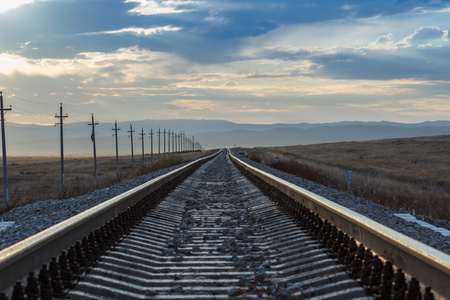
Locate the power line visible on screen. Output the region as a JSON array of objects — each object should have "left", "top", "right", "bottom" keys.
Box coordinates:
[
  {"left": 10, "top": 106, "right": 42, "bottom": 116},
  {"left": 3, "top": 92, "right": 55, "bottom": 105},
  {"left": 63, "top": 127, "right": 88, "bottom": 134},
  {"left": 62, "top": 103, "right": 88, "bottom": 116},
  {"left": 66, "top": 114, "right": 88, "bottom": 123},
  {"left": 5, "top": 124, "right": 45, "bottom": 130},
  {"left": 7, "top": 101, "right": 56, "bottom": 118}
]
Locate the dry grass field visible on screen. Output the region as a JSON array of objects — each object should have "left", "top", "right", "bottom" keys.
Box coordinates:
[
  {"left": 0, "top": 151, "right": 212, "bottom": 212},
  {"left": 242, "top": 135, "right": 450, "bottom": 221}
]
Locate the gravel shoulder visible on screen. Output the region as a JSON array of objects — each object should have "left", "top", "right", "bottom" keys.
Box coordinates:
[{"left": 231, "top": 151, "right": 450, "bottom": 255}]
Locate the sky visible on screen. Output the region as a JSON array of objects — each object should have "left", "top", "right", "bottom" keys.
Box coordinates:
[{"left": 0, "top": 0, "right": 449, "bottom": 125}]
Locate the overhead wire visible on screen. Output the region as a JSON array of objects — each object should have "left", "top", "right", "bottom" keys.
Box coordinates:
[
  {"left": 10, "top": 105, "right": 55, "bottom": 118},
  {"left": 62, "top": 103, "right": 85, "bottom": 115},
  {"left": 5, "top": 124, "right": 47, "bottom": 130},
  {"left": 2, "top": 92, "right": 56, "bottom": 106},
  {"left": 1, "top": 92, "right": 169, "bottom": 143}
]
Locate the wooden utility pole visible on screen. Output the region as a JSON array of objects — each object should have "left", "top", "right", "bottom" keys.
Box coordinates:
[
  {"left": 179, "top": 131, "right": 182, "bottom": 152},
  {"left": 139, "top": 128, "right": 145, "bottom": 167},
  {"left": 163, "top": 128, "right": 166, "bottom": 158},
  {"left": 55, "top": 103, "right": 68, "bottom": 192},
  {"left": 0, "top": 92, "right": 11, "bottom": 207},
  {"left": 128, "top": 124, "right": 135, "bottom": 169},
  {"left": 158, "top": 127, "right": 161, "bottom": 159},
  {"left": 112, "top": 121, "right": 121, "bottom": 177},
  {"left": 174, "top": 133, "right": 177, "bottom": 153},
  {"left": 150, "top": 128, "right": 153, "bottom": 166},
  {"left": 149, "top": 128, "right": 154, "bottom": 166},
  {"left": 88, "top": 114, "right": 99, "bottom": 180},
  {"left": 167, "top": 130, "right": 171, "bottom": 157},
  {"left": 172, "top": 130, "right": 175, "bottom": 155},
  {"left": 182, "top": 131, "right": 185, "bottom": 152}
]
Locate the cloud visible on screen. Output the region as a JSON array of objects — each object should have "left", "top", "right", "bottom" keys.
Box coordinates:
[
  {"left": 224, "top": 81, "right": 237, "bottom": 87},
  {"left": 399, "top": 26, "right": 446, "bottom": 47},
  {"left": 368, "top": 33, "right": 397, "bottom": 50},
  {"left": 0, "top": 52, "right": 69, "bottom": 77},
  {"left": 85, "top": 26, "right": 183, "bottom": 37},
  {"left": 0, "top": 46, "right": 183, "bottom": 83},
  {"left": 168, "top": 99, "right": 217, "bottom": 111},
  {"left": 241, "top": 23, "right": 450, "bottom": 81},
  {"left": 77, "top": 100, "right": 96, "bottom": 105},
  {"left": 0, "top": 0, "right": 48, "bottom": 13},
  {"left": 409, "top": 7, "right": 450, "bottom": 15},
  {"left": 125, "top": 0, "right": 200, "bottom": 15},
  {"left": 234, "top": 108, "right": 289, "bottom": 113},
  {"left": 341, "top": 5, "right": 357, "bottom": 10}
]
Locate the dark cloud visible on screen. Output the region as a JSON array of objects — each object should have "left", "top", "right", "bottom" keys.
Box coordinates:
[
  {"left": 2, "top": 0, "right": 450, "bottom": 79},
  {"left": 313, "top": 45, "right": 450, "bottom": 80},
  {"left": 3, "top": 0, "right": 449, "bottom": 62},
  {"left": 409, "top": 27, "right": 445, "bottom": 43}
]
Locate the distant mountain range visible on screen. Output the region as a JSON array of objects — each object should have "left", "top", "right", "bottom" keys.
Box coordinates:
[{"left": 3, "top": 120, "right": 450, "bottom": 155}]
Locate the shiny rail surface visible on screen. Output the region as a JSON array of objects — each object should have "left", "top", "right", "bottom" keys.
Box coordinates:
[
  {"left": 0, "top": 150, "right": 220, "bottom": 294},
  {"left": 229, "top": 149, "right": 450, "bottom": 299}
]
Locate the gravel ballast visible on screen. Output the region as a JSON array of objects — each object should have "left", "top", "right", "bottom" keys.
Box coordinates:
[{"left": 1, "top": 151, "right": 449, "bottom": 255}]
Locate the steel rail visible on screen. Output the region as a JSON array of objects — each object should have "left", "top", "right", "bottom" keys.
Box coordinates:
[
  {"left": 229, "top": 149, "right": 450, "bottom": 299},
  {"left": 0, "top": 150, "right": 220, "bottom": 292}
]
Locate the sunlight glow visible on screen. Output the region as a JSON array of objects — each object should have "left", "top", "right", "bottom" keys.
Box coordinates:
[{"left": 0, "top": 0, "right": 36, "bottom": 13}]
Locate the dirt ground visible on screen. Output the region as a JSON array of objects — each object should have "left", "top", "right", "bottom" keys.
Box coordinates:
[
  {"left": 242, "top": 135, "right": 450, "bottom": 220},
  {"left": 0, "top": 151, "right": 210, "bottom": 209}
]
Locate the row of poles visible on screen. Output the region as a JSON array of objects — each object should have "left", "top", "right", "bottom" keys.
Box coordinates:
[{"left": 0, "top": 92, "right": 202, "bottom": 207}]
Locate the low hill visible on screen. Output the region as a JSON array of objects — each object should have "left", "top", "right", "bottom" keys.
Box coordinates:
[{"left": 3, "top": 120, "right": 450, "bottom": 155}]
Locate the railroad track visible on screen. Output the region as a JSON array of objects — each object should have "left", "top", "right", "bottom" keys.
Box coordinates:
[{"left": 0, "top": 149, "right": 449, "bottom": 299}]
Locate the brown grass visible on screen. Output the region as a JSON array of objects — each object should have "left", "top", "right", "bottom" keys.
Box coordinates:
[
  {"left": 242, "top": 135, "right": 450, "bottom": 221},
  {"left": 0, "top": 150, "right": 214, "bottom": 213}
]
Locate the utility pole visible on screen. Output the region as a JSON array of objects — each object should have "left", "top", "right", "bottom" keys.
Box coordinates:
[
  {"left": 0, "top": 92, "right": 11, "bottom": 207},
  {"left": 128, "top": 124, "right": 135, "bottom": 169},
  {"left": 139, "top": 128, "right": 145, "bottom": 167},
  {"left": 175, "top": 132, "right": 178, "bottom": 153},
  {"left": 192, "top": 136, "right": 195, "bottom": 151},
  {"left": 88, "top": 114, "right": 98, "bottom": 180},
  {"left": 182, "top": 131, "right": 185, "bottom": 152},
  {"left": 172, "top": 130, "right": 175, "bottom": 155},
  {"left": 158, "top": 127, "right": 161, "bottom": 159},
  {"left": 149, "top": 128, "right": 154, "bottom": 166},
  {"left": 167, "top": 129, "right": 171, "bottom": 158},
  {"left": 55, "top": 103, "right": 68, "bottom": 193},
  {"left": 112, "top": 121, "right": 120, "bottom": 177},
  {"left": 163, "top": 128, "right": 166, "bottom": 158}
]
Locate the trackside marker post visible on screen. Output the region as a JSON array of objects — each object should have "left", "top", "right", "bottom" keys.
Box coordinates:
[{"left": 347, "top": 171, "right": 353, "bottom": 192}]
